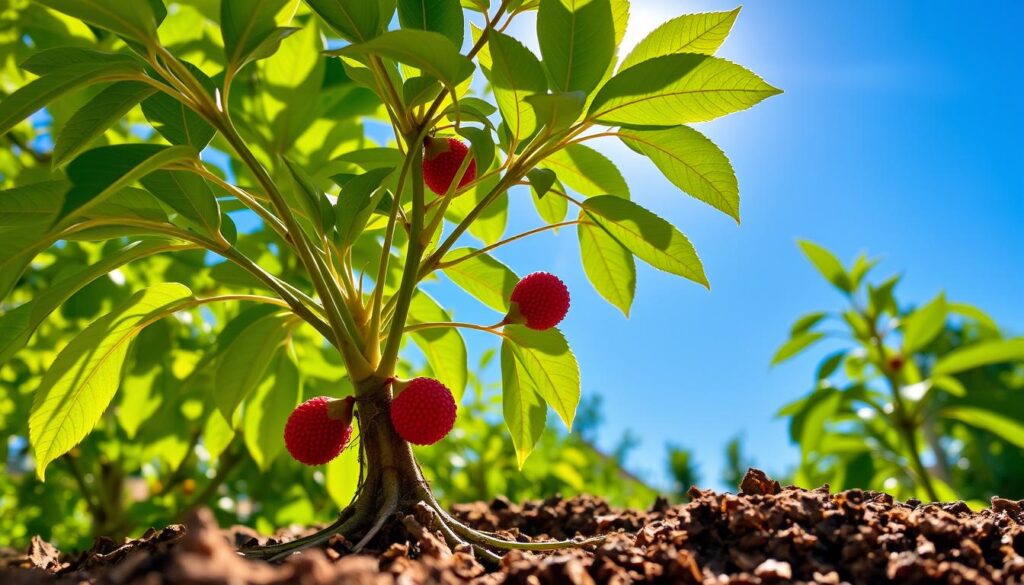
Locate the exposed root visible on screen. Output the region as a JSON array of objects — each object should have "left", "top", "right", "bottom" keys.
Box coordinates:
[
  {"left": 240, "top": 506, "right": 363, "bottom": 561},
  {"left": 436, "top": 505, "right": 608, "bottom": 552},
  {"left": 412, "top": 482, "right": 609, "bottom": 553},
  {"left": 411, "top": 501, "right": 502, "bottom": 564},
  {"left": 352, "top": 486, "right": 398, "bottom": 552}
]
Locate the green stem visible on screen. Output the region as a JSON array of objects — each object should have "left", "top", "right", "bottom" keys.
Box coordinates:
[
  {"left": 377, "top": 147, "right": 426, "bottom": 379},
  {"left": 864, "top": 311, "right": 940, "bottom": 501},
  {"left": 436, "top": 220, "right": 582, "bottom": 269},
  {"left": 404, "top": 321, "right": 506, "bottom": 338},
  {"left": 214, "top": 118, "right": 372, "bottom": 378}
]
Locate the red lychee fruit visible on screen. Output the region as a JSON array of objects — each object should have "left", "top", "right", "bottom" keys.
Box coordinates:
[
  {"left": 284, "top": 396, "right": 354, "bottom": 466},
  {"left": 389, "top": 378, "right": 457, "bottom": 445},
  {"left": 422, "top": 136, "right": 477, "bottom": 196},
  {"left": 506, "top": 272, "right": 570, "bottom": 330}
]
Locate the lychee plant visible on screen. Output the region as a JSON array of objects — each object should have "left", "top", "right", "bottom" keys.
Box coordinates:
[{"left": 0, "top": 0, "right": 777, "bottom": 559}]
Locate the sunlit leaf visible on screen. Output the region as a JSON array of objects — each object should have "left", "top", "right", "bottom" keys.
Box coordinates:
[
  {"left": 0, "top": 240, "right": 182, "bottom": 366},
  {"left": 537, "top": 0, "right": 616, "bottom": 95},
  {"left": 243, "top": 345, "right": 302, "bottom": 469},
  {"left": 798, "top": 240, "right": 851, "bottom": 293},
  {"left": 773, "top": 332, "right": 825, "bottom": 365},
  {"left": 501, "top": 340, "right": 547, "bottom": 467},
  {"left": 583, "top": 195, "right": 707, "bottom": 287},
  {"left": 503, "top": 325, "right": 580, "bottom": 430},
  {"left": 397, "top": 0, "right": 464, "bottom": 46},
  {"left": 29, "top": 283, "right": 193, "bottom": 479},
  {"left": 578, "top": 212, "right": 634, "bottom": 316},
  {"left": 589, "top": 54, "right": 780, "bottom": 127},
  {"left": 214, "top": 312, "right": 293, "bottom": 419},
  {"left": 933, "top": 339, "right": 1024, "bottom": 375},
  {"left": 618, "top": 126, "right": 739, "bottom": 221},
  {"left": 619, "top": 8, "right": 740, "bottom": 71},
  {"left": 541, "top": 143, "right": 628, "bottom": 198},
  {"left": 486, "top": 31, "right": 546, "bottom": 142},
  {"left": 940, "top": 407, "right": 1024, "bottom": 449},
  {"left": 441, "top": 248, "right": 518, "bottom": 312},
  {"left": 408, "top": 292, "right": 468, "bottom": 399},
  {"left": 901, "top": 293, "right": 947, "bottom": 353},
  {"left": 35, "top": 0, "right": 159, "bottom": 41}
]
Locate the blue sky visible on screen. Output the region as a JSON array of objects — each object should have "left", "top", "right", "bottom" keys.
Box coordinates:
[{"left": 418, "top": 0, "right": 1024, "bottom": 490}]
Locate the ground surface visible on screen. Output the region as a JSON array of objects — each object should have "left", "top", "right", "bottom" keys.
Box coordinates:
[{"left": 2, "top": 470, "right": 1023, "bottom": 584}]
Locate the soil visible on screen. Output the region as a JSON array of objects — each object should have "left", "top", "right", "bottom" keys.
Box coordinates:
[{"left": 2, "top": 469, "right": 1023, "bottom": 584}]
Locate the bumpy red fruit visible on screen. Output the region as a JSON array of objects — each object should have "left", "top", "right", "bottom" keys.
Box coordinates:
[
  {"left": 508, "top": 272, "right": 570, "bottom": 330},
  {"left": 422, "top": 136, "right": 477, "bottom": 196},
  {"left": 390, "top": 378, "right": 457, "bottom": 446},
  {"left": 284, "top": 396, "right": 353, "bottom": 466}
]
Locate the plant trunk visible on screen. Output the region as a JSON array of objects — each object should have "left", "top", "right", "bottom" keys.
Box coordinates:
[{"left": 347, "top": 377, "right": 429, "bottom": 519}]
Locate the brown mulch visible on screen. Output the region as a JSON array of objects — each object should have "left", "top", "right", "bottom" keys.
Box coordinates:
[{"left": 2, "top": 469, "right": 1023, "bottom": 584}]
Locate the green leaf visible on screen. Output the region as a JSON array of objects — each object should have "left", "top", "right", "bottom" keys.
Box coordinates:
[
  {"left": 0, "top": 240, "right": 179, "bottom": 366},
  {"left": 221, "top": 0, "right": 299, "bottom": 75},
  {"left": 501, "top": 340, "right": 547, "bottom": 467},
  {"left": 397, "top": 0, "right": 464, "bottom": 47},
  {"left": 537, "top": 0, "right": 616, "bottom": 95},
  {"left": 445, "top": 173, "right": 507, "bottom": 244},
  {"left": 532, "top": 178, "right": 567, "bottom": 225},
  {"left": 527, "top": 168, "right": 557, "bottom": 198},
  {"left": 618, "top": 126, "right": 739, "bottom": 221},
  {"left": 486, "top": 31, "right": 547, "bottom": 142},
  {"left": 525, "top": 91, "right": 586, "bottom": 134},
  {"left": 29, "top": 283, "right": 192, "bottom": 480},
  {"left": 619, "top": 8, "right": 740, "bottom": 71},
  {"left": 141, "top": 64, "right": 217, "bottom": 149},
  {"left": 900, "top": 293, "right": 947, "bottom": 353},
  {"left": 408, "top": 292, "right": 468, "bottom": 399},
  {"left": 53, "top": 81, "right": 156, "bottom": 166},
  {"left": 948, "top": 303, "right": 1000, "bottom": 336},
  {"left": 35, "top": 0, "right": 159, "bottom": 41},
  {"left": 116, "top": 368, "right": 164, "bottom": 440},
  {"left": 791, "top": 311, "right": 827, "bottom": 336},
  {"left": 583, "top": 195, "right": 707, "bottom": 287},
  {"left": 588, "top": 54, "right": 780, "bottom": 127},
  {"left": 60, "top": 144, "right": 197, "bottom": 222},
  {"left": 335, "top": 167, "right": 395, "bottom": 246},
  {"left": 456, "top": 126, "right": 496, "bottom": 173},
  {"left": 502, "top": 325, "right": 580, "bottom": 430},
  {"left": 578, "top": 212, "right": 635, "bottom": 316},
  {"left": 139, "top": 170, "right": 221, "bottom": 236},
  {"left": 441, "top": 248, "right": 518, "bottom": 312},
  {"left": 330, "top": 30, "right": 474, "bottom": 89},
  {"left": 203, "top": 408, "right": 236, "bottom": 459},
  {"left": 282, "top": 157, "right": 333, "bottom": 236},
  {"left": 0, "top": 181, "right": 68, "bottom": 298},
  {"left": 0, "top": 61, "right": 141, "bottom": 135},
  {"left": 259, "top": 19, "right": 324, "bottom": 152},
  {"left": 306, "top": 0, "right": 384, "bottom": 42},
  {"left": 772, "top": 332, "right": 825, "bottom": 365},
  {"left": 214, "top": 311, "right": 293, "bottom": 420},
  {"left": 933, "top": 339, "right": 1024, "bottom": 376},
  {"left": 798, "top": 240, "right": 851, "bottom": 293},
  {"left": 541, "top": 143, "right": 628, "bottom": 198},
  {"left": 940, "top": 407, "right": 1024, "bottom": 449},
  {"left": 403, "top": 76, "right": 442, "bottom": 107},
  {"left": 20, "top": 47, "right": 140, "bottom": 76},
  {"left": 243, "top": 345, "right": 302, "bottom": 470}
]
